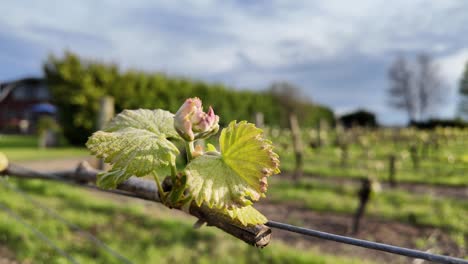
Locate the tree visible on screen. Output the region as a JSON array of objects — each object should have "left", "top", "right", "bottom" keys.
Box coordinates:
[
  {"left": 268, "top": 81, "right": 304, "bottom": 119},
  {"left": 44, "top": 52, "right": 335, "bottom": 145},
  {"left": 387, "top": 53, "right": 445, "bottom": 122},
  {"left": 339, "top": 109, "right": 378, "bottom": 128},
  {"left": 458, "top": 61, "right": 468, "bottom": 120},
  {"left": 387, "top": 56, "right": 416, "bottom": 122},
  {"left": 268, "top": 82, "right": 305, "bottom": 180},
  {"left": 416, "top": 53, "right": 445, "bottom": 120}
]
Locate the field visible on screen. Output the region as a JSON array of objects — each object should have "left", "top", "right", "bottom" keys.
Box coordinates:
[
  {"left": 0, "top": 135, "right": 88, "bottom": 162},
  {"left": 0, "top": 128, "right": 467, "bottom": 263}
]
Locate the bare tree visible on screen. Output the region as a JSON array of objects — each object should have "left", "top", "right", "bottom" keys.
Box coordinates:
[
  {"left": 269, "top": 81, "right": 304, "bottom": 114},
  {"left": 458, "top": 61, "right": 468, "bottom": 120},
  {"left": 416, "top": 53, "right": 445, "bottom": 120},
  {"left": 269, "top": 82, "right": 305, "bottom": 181},
  {"left": 387, "top": 56, "right": 417, "bottom": 122},
  {"left": 387, "top": 53, "right": 445, "bottom": 122}
]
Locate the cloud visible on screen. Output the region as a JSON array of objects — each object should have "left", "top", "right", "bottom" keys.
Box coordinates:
[
  {"left": 1, "top": 0, "right": 468, "bottom": 124},
  {"left": 439, "top": 48, "right": 468, "bottom": 85}
]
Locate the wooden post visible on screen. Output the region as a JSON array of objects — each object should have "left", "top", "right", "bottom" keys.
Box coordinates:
[
  {"left": 421, "top": 142, "right": 429, "bottom": 159},
  {"left": 38, "top": 130, "right": 47, "bottom": 149},
  {"left": 289, "top": 113, "right": 303, "bottom": 181},
  {"left": 352, "top": 178, "right": 372, "bottom": 234},
  {"left": 97, "top": 96, "right": 115, "bottom": 170},
  {"left": 340, "top": 143, "right": 348, "bottom": 168},
  {"left": 335, "top": 121, "right": 344, "bottom": 147},
  {"left": 254, "top": 112, "right": 264, "bottom": 128},
  {"left": 98, "top": 96, "right": 115, "bottom": 130},
  {"left": 409, "top": 145, "right": 419, "bottom": 170},
  {"left": 388, "top": 154, "right": 396, "bottom": 187},
  {"left": 316, "top": 121, "right": 322, "bottom": 148}
]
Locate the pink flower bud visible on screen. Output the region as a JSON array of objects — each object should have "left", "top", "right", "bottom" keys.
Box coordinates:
[{"left": 174, "top": 97, "right": 219, "bottom": 141}]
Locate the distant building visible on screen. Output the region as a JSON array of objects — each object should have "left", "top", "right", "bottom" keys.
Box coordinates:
[{"left": 0, "top": 78, "right": 56, "bottom": 133}]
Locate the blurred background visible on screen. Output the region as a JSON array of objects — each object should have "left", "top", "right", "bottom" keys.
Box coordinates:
[{"left": 0, "top": 1, "right": 467, "bottom": 263}]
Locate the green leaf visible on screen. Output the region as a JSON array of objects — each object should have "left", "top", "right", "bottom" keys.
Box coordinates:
[
  {"left": 224, "top": 206, "right": 268, "bottom": 226},
  {"left": 103, "top": 109, "right": 180, "bottom": 139},
  {"left": 206, "top": 143, "right": 217, "bottom": 152},
  {"left": 185, "top": 121, "right": 280, "bottom": 209},
  {"left": 86, "top": 109, "right": 180, "bottom": 189}
]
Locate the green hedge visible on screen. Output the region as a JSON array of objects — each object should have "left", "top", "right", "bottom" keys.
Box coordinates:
[{"left": 44, "top": 52, "right": 334, "bottom": 145}]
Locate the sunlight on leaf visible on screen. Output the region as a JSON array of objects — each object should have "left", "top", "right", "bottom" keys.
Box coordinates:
[
  {"left": 87, "top": 109, "right": 180, "bottom": 189},
  {"left": 224, "top": 205, "right": 268, "bottom": 226},
  {"left": 185, "top": 121, "right": 280, "bottom": 209}
]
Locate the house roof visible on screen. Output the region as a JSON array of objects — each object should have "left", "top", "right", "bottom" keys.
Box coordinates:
[{"left": 0, "top": 77, "right": 46, "bottom": 103}]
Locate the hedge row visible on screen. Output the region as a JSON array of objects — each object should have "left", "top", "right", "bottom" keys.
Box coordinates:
[{"left": 44, "top": 52, "right": 334, "bottom": 145}]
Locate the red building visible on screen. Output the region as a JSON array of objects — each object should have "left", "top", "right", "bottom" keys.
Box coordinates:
[{"left": 0, "top": 78, "right": 55, "bottom": 133}]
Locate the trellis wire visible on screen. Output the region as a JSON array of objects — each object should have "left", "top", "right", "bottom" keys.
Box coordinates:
[
  {"left": 0, "top": 178, "right": 132, "bottom": 264},
  {"left": 266, "top": 221, "right": 468, "bottom": 264},
  {"left": 0, "top": 201, "right": 79, "bottom": 264}
]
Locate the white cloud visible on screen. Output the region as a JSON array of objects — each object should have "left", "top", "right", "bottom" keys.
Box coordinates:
[
  {"left": 1, "top": 0, "right": 468, "bottom": 123},
  {"left": 438, "top": 48, "right": 468, "bottom": 86}
]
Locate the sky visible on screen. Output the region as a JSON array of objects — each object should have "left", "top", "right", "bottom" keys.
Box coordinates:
[{"left": 1, "top": 0, "right": 468, "bottom": 124}]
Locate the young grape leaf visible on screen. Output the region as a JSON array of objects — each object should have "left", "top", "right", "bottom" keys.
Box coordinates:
[
  {"left": 224, "top": 205, "right": 268, "bottom": 226},
  {"left": 86, "top": 109, "right": 180, "bottom": 189},
  {"left": 185, "top": 121, "right": 280, "bottom": 209}
]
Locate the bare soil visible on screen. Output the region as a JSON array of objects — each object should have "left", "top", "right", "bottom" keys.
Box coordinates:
[
  {"left": 257, "top": 201, "right": 466, "bottom": 263},
  {"left": 0, "top": 246, "right": 18, "bottom": 264}
]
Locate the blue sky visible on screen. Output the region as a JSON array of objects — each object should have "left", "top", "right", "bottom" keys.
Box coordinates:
[{"left": 1, "top": 0, "right": 468, "bottom": 124}]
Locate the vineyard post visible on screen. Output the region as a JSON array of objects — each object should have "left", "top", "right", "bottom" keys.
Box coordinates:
[
  {"left": 254, "top": 112, "right": 264, "bottom": 128},
  {"left": 315, "top": 120, "right": 322, "bottom": 148},
  {"left": 340, "top": 143, "right": 348, "bottom": 168},
  {"left": 334, "top": 121, "right": 344, "bottom": 146},
  {"left": 421, "top": 141, "right": 429, "bottom": 158},
  {"left": 289, "top": 113, "right": 303, "bottom": 181},
  {"left": 352, "top": 178, "right": 372, "bottom": 234},
  {"left": 388, "top": 154, "right": 397, "bottom": 187},
  {"left": 97, "top": 96, "right": 115, "bottom": 170},
  {"left": 409, "top": 144, "right": 419, "bottom": 170},
  {"left": 433, "top": 134, "right": 439, "bottom": 150}
]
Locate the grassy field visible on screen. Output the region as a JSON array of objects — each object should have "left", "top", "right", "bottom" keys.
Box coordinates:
[
  {"left": 280, "top": 151, "right": 468, "bottom": 186},
  {"left": 0, "top": 178, "right": 372, "bottom": 264},
  {"left": 1, "top": 131, "right": 466, "bottom": 263},
  {"left": 0, "top": 135, "right": 89, "bottom": 161},
  {"left": 268, "top": 178, "right": 467, "bottom": 246},
  {"left": 274, "top": 129, "right": 468, "bottom": 186}
]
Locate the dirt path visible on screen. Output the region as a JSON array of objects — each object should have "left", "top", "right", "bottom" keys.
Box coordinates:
[
  {"left": 0, "top": 246, "right": 18, "bottom": 264},
  {"left": 257, "top": 201, "right": 466, "bottom": 263},
  {"left": 15, "top": 157, "right": 95, "bottom": 172}
]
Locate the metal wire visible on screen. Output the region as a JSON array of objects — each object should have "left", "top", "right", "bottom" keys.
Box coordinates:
[
  {"left": 0, "top": 201, "right": 79, "bottom": 264},
  {"left": 0, "top": 179, "right": 133, "bottom": 264},
  {"left": 266, "top": 220, "right": 468, "bottom": 264}
]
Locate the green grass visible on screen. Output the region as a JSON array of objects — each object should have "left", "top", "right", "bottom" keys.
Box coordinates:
[
  {"left": 278, "top": 144, "right": 468, "bottom": 186},
  {"left": 0, "top": 178, "right": 373, "bottom": 264},
  {"left": 270, "top": 127, "right": 468, "bottom": 187},
  {"left": 0, "top": 134, "right": 89, "bottom": 161},
  {"left": 268, "top": 178, "right": 468, "bottom": 245}
]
